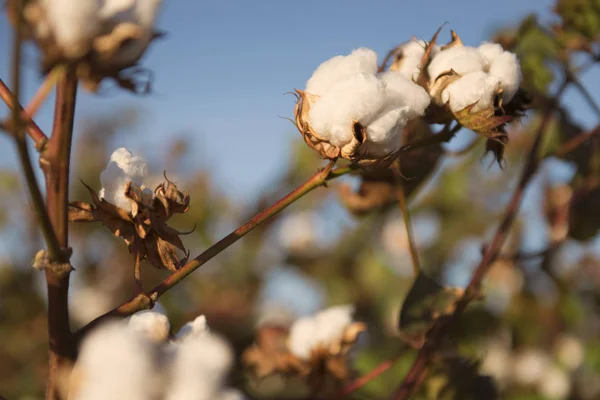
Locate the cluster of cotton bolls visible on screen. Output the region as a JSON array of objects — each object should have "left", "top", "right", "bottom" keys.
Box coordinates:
[
  {"left": 69, "top": 310, "right": 245, "bottom": 400},
  {"left": 296, "top": 48, "right": 431, "bottom": 164},
  {"left": 481, "top": 334, "right": 586, "bottom": 399},
  {"left": 296, "top": 31, "right": 523, "bottom": 165},
  {"left": 98, "top": 147, "right": 154, "bottom": 213}
]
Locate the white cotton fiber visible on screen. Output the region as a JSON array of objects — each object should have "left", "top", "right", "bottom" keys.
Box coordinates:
[
  {"left": 308, "top": 74, "right": 387, "bottom": 147},
  {"left": 305, "top": 48, "right": 378, "bottom": 96},
  {"left": 394, "top": 39, "right": 440, "bottom": 81},
  {"left": 442, "top": 71, "right": 501, "bottom": 113},
  {"left": 428, "top": 46, "right": 486, "bottom": 82},
  {"left": 380, "top": 71, "right": 431, "bottom": 117},
  {"left": 489, "top": 51, "right": 521, "bottom": 103},
  {"left": 99, "top": 147, "right": 148, "bottom": 212},
  {"left": 477, "top": 42, "right": 505, "bottom": 69}
]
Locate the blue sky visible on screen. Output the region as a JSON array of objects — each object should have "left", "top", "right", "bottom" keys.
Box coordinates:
[{"left": 0, "top": 0, "right": 563, "bottom": 200}]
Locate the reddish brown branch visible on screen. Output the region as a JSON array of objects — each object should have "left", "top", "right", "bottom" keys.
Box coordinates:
[
  {"left": 390, "top": 109, "right": 556, "bottom": 400},
  {"left": 0, "top": 78, "right": 48, "bottom": 150},
  {"left": 41, "top": 68, "right": 78, "bottom": 400}
]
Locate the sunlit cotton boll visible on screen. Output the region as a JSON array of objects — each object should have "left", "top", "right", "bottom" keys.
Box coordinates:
[
  {"left": 288, "top": 304, "right": 354, "bottom": 360},
  {"left": 305, "top": 48, "right": 378, "bottom": 96},
  {"left": 175, "top": 315, "right": 210, "bottom": 343},
  {"left": 441, "top": 71, "right": 501, "bottom": 113},
  {"left": 128, "top": 310, "right": 170, "bottom": 343},
  {"left": 165, "top": 333, "right": 234, "bottom": 400},
  {"left": 427, "top": 46, "right": 487, "bottom": 82},
  {"left": 480, "top": 342, "right": 512, "bottom": 386},
  {"left": 73, "top": 320, "right": 160, "bottom": 400},
  {"left": 392, "top": 39, "right": 440, "bottom": 82},
  {"left": 99, "top": 147, "right": 149, "bottom": 213}
]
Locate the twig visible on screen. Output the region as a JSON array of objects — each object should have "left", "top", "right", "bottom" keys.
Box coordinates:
[
  {"left": 554, "top": 123, "right": 600, "bottom": 158},
  {"left": 390, "top": 106, "right": 556, "bottom": 400},
  {"left": 74, "top": 162, "right": 354, "bottom": 339},
  {"left": 24, "top": 66, "right": 65, "bottom": 121},
  {"left": 0, "top": 77, "right": 49, "bottom": 149},
  {"left": 393, "top": 164, "right": 421, "bottom": 276},
  {"left": 337, "top": 352, "right": 405, "bottom": 397}
]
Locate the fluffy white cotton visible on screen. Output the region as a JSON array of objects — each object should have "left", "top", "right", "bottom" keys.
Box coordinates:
[
  {"left": 128, "top": 310, "right": 171, "bottom": 343},
  {"left": 306, "top": 48, "right": 378, "bottom": 96},
  {"left": 288, "top": 305, "right": 355, "bottom": 360},
  {"left": 477, "top": 42, "right": 505, "bottom": 68},
  {"left": 537, "top": 366, "right": 571, "bottom": 399},
  {"left": 165, "top": 334, "right": 234, "bottom": 400},
  {"left": 309, "top": 73, "right": 387, "bottom": 147},
  {"left": 428, "top": 47, "right": 486, "bottom": 83},
  {"left": 44, "top": 0, "right": 102, "bottom": 58},
  {"left": 441, "top": 71, "right": 501, "bottom": 113},
  {"left": 99, "top": 147, "right": 149, "bottom": 212},
  {"left": 394, "top": 39, "right": 440, "bottom": 81},
  {"left": 380, "top": 72, "right": 431, "bottom": 117},
  {"left": 175, "top": 315, "right": 210, "bottom": 342},
  {"left": 74, "top": 321, "right": 159, "bottom": 400},
  {"left": 489, "top": 51, "right": 521, "bottom": 103}
]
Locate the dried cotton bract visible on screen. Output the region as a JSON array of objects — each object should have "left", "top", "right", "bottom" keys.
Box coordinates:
[
  {"left": 12, "top": 0, "right": 164, "bottom": 91},
  {"left": 69, "top": 147, "right": 192, "bottom": 273},
  {"left": 295, "top": 48, "right": 431, "bottom": 167}
]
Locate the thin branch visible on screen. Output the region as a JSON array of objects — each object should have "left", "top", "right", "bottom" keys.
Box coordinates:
[
  {"left": 337, "top": 352, "right": 405, "bottom": 397},
  {"left": 75, "top": 163, "right": 354, "bottom": 339},
  {"left": 0, "top": 78, "right": 49, "bottom": 149},
  {"left": 393, "top": 164, "right": 420, "bottom": 276},
  {"left": 24, "top": 66, "right": 65, "bottom": 121},
  {"left": 390, "top": 106, "right": 557, "bottom": 400},
  {"left": 554, "top": 123, "right": 600, "bottom": 158}
]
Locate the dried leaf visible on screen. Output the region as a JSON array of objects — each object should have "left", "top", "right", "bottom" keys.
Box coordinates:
[{"left": 398, "top": 272, "right": 463, "bottom": 349}]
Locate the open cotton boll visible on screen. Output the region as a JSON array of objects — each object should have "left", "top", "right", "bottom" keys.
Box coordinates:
[
  {"left": 441, "top": 71, "right": 501, "bottom": 113},
  {"left": 489, "top": 51, "right": 521, "bottom": 103},
  {"left": 477, "top": 42, "right": 505, "bottom": 69},
  {"left": 44, "top": 0, "right": 102, "bottom": 59},
  {"left": 537, "top": 366, "right": 571, "bottom": 399},
  {"left": 175, "top": 315, "right": 210, "bottom": 342},
  {"left": 74, "top": 321, "right": 159, "bottom": 400},
  {"left": 313, "top": 305, "right": 354, "bottom": 345},
  {"left": 362, "top": 107, "right": 407, "bottom": 155},
  {"left": 309, "top": 74, "right": 387, "bottom": 147},
  {"left": 128, "top": 310, "right": 171, "bottom": 343},
  {"left": 394, "top": 39, "right": 440, "bottom": 81},
  {"left": 305, "top": 48, "right": 378, "bottom": 96},
  {"left": 99, "top": 147, "right": 148, "bottom": 212},
  {"left": 165, "top": 334, "right": 234, "bottom": 400},
  {"left": 380, "top": 72, "right": 431, "bottom": 117},
  {"left": 288, "top": 316, "right": 319, "bottom": 360},
  {"left": 428, "top": 46, "right": 486, "bottom": 82}
]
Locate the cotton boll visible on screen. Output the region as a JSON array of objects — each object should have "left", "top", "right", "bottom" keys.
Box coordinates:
[
  {"left": 176, "top": 315, "right": 210, "bottom": 342},
  {"left": 442, "top": 71, "right": 501, "bottom": 113},
  {"left": 44, "top": 0, "right": 102, "bottom": 59},
  {"left": 165, "top": 334, "right": 234, "bottom": 400},
  {"left": 394, "top": 39, "right": 439, "bottom": 81},
  {"left": 313, "top": 305, "right": 353, "bottom": 345},
  {"left": 74, "top": 321, "right": 160, "bottom": 400},
  {"left": 477, "top": 42, "right": 504, "bottom": 69},
  {"left": 288, "top": 316, "right": 319, "bottom": 360},
  {"left": 554, "top": 334, "right": 584, "bottom": 371},
  {"left": 380, "top": 72, "right": 431, "bottom": 117},
  {"left": 512, "top": 349, "right": 550, "bottom": 386},
  {"left": 217, "top": 389, "right": 248, "bottom": 400},
  {"left": 305, "top": 48, "right": 378, "bottom": 96},
  {"left": 98, "top": 0, "right": 136, "bottom": 20},
  {"left": 364, "top": 107, "right": 407, "bottom": 154},
  {"left": 99, "top": 147, "right": 148, "bottom": 212},
  {"left": 70, "top": 287, "right": 113, "bottom": 325},
  {"left": 537, "top": 366, "right": 571, "bottom": 399},
  {"left": 133, "top": 0, "right": 163, "bottom": 28},
  {"left": 309, "top": 74, "right": 386, "bottom": 147},
  {"left": 428, "top": 46, "right": 486, "bottom": 82},
  {"left": 128, "top": 310, "right": 170, "bottom": 343},
  {"left": 481, "top": 343, "right": 512, "bottom": 385},
  {"left": 489, "top": 51, "right": 521, "bottom": 103}
]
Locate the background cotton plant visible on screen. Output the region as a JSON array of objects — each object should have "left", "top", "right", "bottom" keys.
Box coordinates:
[{"left": 2, "top": 1, "right": 600, "bottom": 400}]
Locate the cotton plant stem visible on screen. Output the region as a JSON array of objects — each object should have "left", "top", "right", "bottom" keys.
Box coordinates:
[
  {"left": 40, "top": 67, "right": 78, "bottom": 400},
  {"left": 337, "top": 352, "right": 405, "bottom": 397},
  {"left": 390, "top": 108, "right": 556, "bottom": 400},
  {"left": 0, "top": 77, "right": 49, "bottom": 149},
  {"left": 75, "top": 162, "right": 353, "bottom": 339},
  {"left": 554, "top": 123, "right": 600, "bottom": 157},
  {"left": 393, "top": 164, "right": 421, "bottom": 276}
]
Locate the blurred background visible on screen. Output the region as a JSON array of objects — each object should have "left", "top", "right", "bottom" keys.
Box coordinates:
[{"left": 1, "top": 0, "right": 600, "bottom": 399}]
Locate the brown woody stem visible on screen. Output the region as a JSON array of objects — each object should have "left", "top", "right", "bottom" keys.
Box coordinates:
[
  {"left": 41, "top": 67, "right": 78, "bottom": 400},
  {"left": 393, "top": 163, "right": 421, "bottom": 276},
  {"left": 75, "top": 162, "right": 353, "bottom": 339}
]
